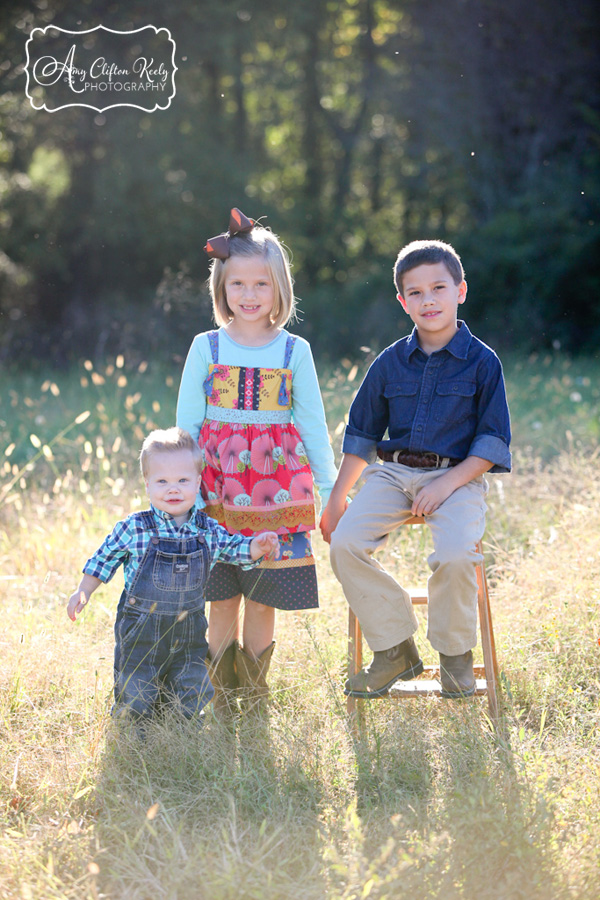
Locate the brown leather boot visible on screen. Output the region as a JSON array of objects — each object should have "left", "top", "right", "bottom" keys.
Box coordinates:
[
  {"left": 235, "top": 641, "right": 275, "bottom": 715},
  {"left": 439, "top": 650, "right": 476, "bottom": 699},
  {"left": 207, "top": 641, "right": 238, "bottom": 720},
  {"left": 345, "top": 637, "right": 423, "bottom": 698}
]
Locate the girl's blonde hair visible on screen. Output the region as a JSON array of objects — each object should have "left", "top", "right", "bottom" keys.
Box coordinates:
[{"left": 209, "top": 227, "right": 296, "bottom": 328}]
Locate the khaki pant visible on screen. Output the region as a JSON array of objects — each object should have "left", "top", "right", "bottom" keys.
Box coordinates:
[{"left": 330, "top": 463, "right": 488, "bottom": 656}]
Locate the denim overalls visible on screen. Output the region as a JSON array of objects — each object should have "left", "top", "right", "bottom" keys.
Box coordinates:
[{"left": 113, "top": 510, "right": 214, "bottom": 720}]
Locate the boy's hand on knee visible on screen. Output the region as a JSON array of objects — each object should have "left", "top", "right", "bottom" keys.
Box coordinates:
[
  {"left": 250, "top": 532, "right": 280, "bottom": 560},
  {"left": 411, "top": 476, "right": 455, "bottom": 517},
  {"left": 412, "top": 457, "right": 493, "bottom": 517}
]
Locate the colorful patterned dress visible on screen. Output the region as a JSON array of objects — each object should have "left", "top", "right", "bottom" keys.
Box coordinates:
[{"left": 198, "top": 330, "right": 319, "bottom": 609}]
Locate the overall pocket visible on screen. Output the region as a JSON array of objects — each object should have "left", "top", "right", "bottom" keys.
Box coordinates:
[
  {"left": 152, "top": 546, "right": 208, "bottom": 593},
  {"left": 116, "top": 605, "right": 149, "bottom": 650}
]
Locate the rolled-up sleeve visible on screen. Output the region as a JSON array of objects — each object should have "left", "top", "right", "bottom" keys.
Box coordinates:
[
  {"left": 468, "top": 355, "right": 512, "bottom": 473},
  {"left": 83, "top": 520, "right": 131, "bottom": 583},
  {"left": 342, "top": 358, "right": 389, "bottom": 463}
]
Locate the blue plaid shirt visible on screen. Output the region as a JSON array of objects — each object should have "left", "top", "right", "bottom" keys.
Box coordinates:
[
  {"left": 343, "top": 321, "right": 511, "bottom": 473},
  {"left": 83, "top": 501, "right": 257, "bottom": 591}
]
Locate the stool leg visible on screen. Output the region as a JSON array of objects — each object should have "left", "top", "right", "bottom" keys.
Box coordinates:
[
  {"left": 347, "top": 609, "right": 364, "bottom": 730},
  {"left": 476, "top": 540, "right": 500, "bottom": 721}
]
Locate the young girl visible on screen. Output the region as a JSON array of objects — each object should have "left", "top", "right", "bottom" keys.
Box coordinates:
[{"left": 176, "top": 208, "right": 337, "bottom": 716}]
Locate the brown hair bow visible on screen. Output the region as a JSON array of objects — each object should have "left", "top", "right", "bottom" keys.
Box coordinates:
[{"left": 204, "top": 208, "right": 255, "bottom": 259}]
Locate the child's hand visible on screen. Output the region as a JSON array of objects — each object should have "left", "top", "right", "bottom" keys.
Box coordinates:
[
  {"left": 67, "top": 589, "right": 89, "bottom": 622},
  {"left": 319, "top": 498, "right": 348, "bottom": 544},
  {"left": 250, "top": 532, "right": 280, "bottom": 560},
  {"left": 67, "top": 574, "right": 101, "bottom": 621},
  {"left": 411, "top": 475, "right": 456, "bottom": 517}
]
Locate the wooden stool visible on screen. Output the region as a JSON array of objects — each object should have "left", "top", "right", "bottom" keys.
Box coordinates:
[{"left": 347, "top": 518, "right": 500, "bottom": 722}]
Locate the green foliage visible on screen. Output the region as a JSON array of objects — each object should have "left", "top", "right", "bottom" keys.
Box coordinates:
[{"left": 0, "top": 0, "right": 598, "bottom": 361}]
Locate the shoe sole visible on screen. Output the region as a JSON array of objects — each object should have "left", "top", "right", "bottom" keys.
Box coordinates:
[
  {"left": 344, "top": 659, "right": 424, "bottom": 698},
  {"left": 440, "top": 685, "right": 476, "bottom": 700}
]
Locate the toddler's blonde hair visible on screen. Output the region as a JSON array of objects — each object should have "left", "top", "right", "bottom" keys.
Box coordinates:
[{"left": 139, "top": 427, "right": 202, "bottom": 477}]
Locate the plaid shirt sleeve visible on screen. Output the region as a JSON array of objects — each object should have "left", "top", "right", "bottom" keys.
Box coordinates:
[
  {"left": 202, "top": 517, "right": 259, "bottom": 570},
  {"left": 82, "top": 517, "right": 134, "bottom": 583}
]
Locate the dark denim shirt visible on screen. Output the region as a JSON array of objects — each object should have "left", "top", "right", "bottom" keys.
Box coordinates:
[{"left": 343, "top": 321, "right": 511, "bottom": 473}]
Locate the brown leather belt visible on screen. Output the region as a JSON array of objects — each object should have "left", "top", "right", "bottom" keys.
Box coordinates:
[{"left": 377, "top": 449, "right": 462, "bottom": 469}]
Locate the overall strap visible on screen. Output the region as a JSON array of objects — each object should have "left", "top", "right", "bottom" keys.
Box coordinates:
[
  {"left": 203, "top": 330, "right": 220, "bottom": 397},
  {"left": 125, "top": 510, "right": 158, "bottom": 598},
  {"left": 283, "top": 333, "right": 297, "bottom": 368},
  {"left": 278, "top": 334, "right": 297, "bottom": 406},
  {"left": 193, "top": 508, "right": 209, "bottom": 532},
  {"left": 207, "top": 330, "right": 219, "bottom": 363}
]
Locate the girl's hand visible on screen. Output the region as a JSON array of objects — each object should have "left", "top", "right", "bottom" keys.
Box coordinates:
[
  {"left": 250, "top": 532, "right": 280, "bottom": 560},
  {"left": 67, "top": 589, "right": 89, "bottom": 622}
]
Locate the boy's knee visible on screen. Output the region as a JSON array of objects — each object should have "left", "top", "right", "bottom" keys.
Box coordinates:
[
  {"left": 430, "top": 546, "right": 478, "bottom": 571},
  {"left": 330, "top": 527, "right": 350, "bottom": 561},
  {"left": 330, "top": 527, "right": 342, "bottom": 554},
  {"left": 330, "top": 527, "right": 367, "bottom": 568}
]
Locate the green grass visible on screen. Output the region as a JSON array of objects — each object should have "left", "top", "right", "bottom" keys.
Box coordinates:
[{"left": 1, "top": 351, "right": 599, "bottom": 899}]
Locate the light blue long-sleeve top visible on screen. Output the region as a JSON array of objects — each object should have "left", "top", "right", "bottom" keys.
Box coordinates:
[{"left": 176, "top": 327, "right": 337, "bottom": 508}]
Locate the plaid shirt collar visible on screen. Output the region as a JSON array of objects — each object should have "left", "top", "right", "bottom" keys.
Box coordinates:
[{"left": 148, "top": 498, "right": 205, "bottom": 531}]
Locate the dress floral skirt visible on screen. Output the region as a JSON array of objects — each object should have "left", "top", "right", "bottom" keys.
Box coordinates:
[{"left": 198, "top": 331, "right": 319, "bottom": 610}]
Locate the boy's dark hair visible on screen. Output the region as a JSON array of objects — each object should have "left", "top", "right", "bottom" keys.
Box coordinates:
[{"left": 394, "top": 240, "right": 465, "bottom": 294}]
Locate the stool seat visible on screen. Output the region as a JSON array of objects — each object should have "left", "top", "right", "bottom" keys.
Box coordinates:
[{"left": 347, "top": 518, "right": 500, "bottom": 722}]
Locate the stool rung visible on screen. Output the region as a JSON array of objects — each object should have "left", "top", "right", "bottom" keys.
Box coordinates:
[{"left": 388, "top": 672, "right": 489, "bottom": 699}]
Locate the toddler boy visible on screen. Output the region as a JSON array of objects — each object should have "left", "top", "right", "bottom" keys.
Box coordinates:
[
  {"left": 67, "top": 427, "right": 278, "bottom": 721},
  {"left": 321, "top": 240, "right": 511, "bottom": 698}
]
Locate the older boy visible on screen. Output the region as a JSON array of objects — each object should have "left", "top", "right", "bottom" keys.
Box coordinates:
[
  {"left": 67, "top": 427, "right": 278, "bottom": 722},
  {"left": 321, "top": 240, "right": 511, "bottom": 698}
]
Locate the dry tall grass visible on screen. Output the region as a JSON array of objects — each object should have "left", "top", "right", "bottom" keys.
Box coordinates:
[{"left": 1, "top": 354, "right": 599, "bottom": 899}]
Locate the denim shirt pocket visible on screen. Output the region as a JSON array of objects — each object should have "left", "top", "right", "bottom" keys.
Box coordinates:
[
  {"left": 383, "top": 381, "right": 420, "bottom": 425},
  {"left": 434, "top": 380, "right": 477, "bottom": 424},
  {"left": 152, "top": 547, "right": 208, "bottom": 593}
]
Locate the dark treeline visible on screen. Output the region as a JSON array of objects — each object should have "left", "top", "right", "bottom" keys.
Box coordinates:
[{"left": 0, "top": 0, "right": 599, "bottom": 365}]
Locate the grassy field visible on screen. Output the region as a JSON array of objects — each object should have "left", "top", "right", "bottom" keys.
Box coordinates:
[{"left": 1, "top": 351, "right": 599, "bottom": 899}]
